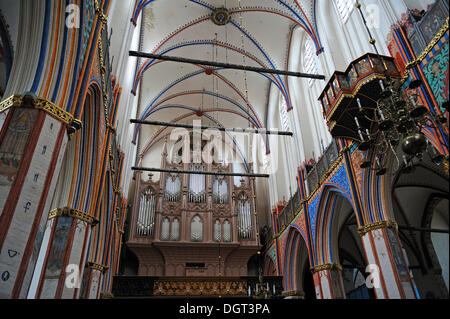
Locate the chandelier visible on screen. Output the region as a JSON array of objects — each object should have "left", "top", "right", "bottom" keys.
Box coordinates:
[
  {"left": 355, "top": 71, "right": 449, "bottom": 175},
  {"left": 353, "top": 1, "right": 449, "bottom": 176}
]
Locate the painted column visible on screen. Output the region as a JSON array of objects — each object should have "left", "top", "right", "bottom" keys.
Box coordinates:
[
  {"left": 359, "top": 221, "right": 417, "bottom": 299},
  {"left": 79, "top": 262, "right": 108, "bottom": 299},
  {"left": 0, "top": 94, "right": 78, "bottom": 299},
  {"left": 33, "top": 207, "right": 98, "bottom": 299},
  {"left": 312, "top": 264, "right": 346, "bottom": 299}
]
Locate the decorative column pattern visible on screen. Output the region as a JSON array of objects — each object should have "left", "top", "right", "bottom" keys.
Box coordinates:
[
  {"left": 33, "top": 208, "right": 98, "bottom": 299},
  {"left": 79, "top": 262, "right": 108, "bottom": 299},
  {"left": 359, "top": 221, "right": 417, "bottom": 299},
  {"left": 0, "top": 95, "right": 77, "bottom": 299},
  {"left": 311, "top": 264, "right": 345, "bottom": 299}
]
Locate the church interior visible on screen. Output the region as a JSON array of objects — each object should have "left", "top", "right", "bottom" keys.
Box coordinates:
[{"left": 0, "top": 0, "right": 448, "bottom": 300}]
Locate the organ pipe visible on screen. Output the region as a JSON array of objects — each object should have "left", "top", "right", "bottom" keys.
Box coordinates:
[
  {"left": 237, "top": 194, "right": 252, "bottom": 239},
  {"left": 136, "top": 188, "right": 156, "bottom": 236}
]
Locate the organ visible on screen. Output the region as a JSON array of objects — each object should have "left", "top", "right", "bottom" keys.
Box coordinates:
[{"left": 127, "top": 142, "right": 259, "bottom": 277}]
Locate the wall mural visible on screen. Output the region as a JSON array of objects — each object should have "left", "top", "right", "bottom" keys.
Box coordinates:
[{"left": 0, "top": 109, "right": 38, "bottom": 185}]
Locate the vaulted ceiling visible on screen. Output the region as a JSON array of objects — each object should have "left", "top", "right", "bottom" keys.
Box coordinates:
[{"left": 130, "top": 0, "right": 322, "bottom": 161}]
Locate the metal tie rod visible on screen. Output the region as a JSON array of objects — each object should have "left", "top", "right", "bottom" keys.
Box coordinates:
[
  {"left": 132, "top": 167, "right": 270, "bottom": 178},
  {"left": 129, "top": 51, "right": 326, "bottom": 80},
  {"left": 398, "top": 225, "right": 449, "bottom": 234},
  {"left": 130, "top": 119, "right": 293, "bottom": 136}
]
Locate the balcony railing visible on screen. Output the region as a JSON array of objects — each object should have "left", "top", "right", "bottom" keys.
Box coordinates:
[
  {"left": 111, "top": 276, "right": 283, "bottom": 298},
  {"left": 271, "top": 140, "right": 341, "bottom": 238},
  {"left": 405, "top": 0, "right": 448, "bottom": 58},
  {"left": 276, "top": 188, "right": 302, "bottom": 234},
  {"left": 305, "top": 139, "right": 339, "bottom": 196}
]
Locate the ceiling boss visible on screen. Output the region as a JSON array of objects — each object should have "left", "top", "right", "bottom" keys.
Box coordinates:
[{"left": 212, "top": 7, "right": 232, "bottom": 25}]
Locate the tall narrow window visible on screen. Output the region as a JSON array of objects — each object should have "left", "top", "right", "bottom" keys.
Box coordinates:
[
  {"left": 336, "top": 0, "right": 355, "bottom": 23},
  {"left": 191, "top": 215, "right": 203, "bottom": 242},
  {"left": 161, "top": 218, "right": 170, "bottom": 241},
  {"left": 279, "top": 98, "right": 290, "bottom": 131},
  {"left": 303, "top": 38, "right": 318, "bottom": 86}
]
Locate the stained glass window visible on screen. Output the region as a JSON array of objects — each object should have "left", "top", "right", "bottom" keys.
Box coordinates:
[
  {"left": 304, "top": 38, "right": 318, "bottom": 86},
  {"left": 336, "top": 0, "right": 355, "bottom": 23}
]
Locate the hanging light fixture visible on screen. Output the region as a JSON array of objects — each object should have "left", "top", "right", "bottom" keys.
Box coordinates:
[{"left": 354, "top": 2, "right": 449, "bottom": 175}]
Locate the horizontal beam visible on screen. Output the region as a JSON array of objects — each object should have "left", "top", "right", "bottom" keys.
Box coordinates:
[
  {"left": 398, "top": 225, "right": 449, "bottom": 234},
  {"left": 129, "top": 51, "right": 326, "bottom": 80},
  {"left": 132, "top": 167, "right": 270, "bottom": 178},
  {"left": 130, "top": 119, "right": 293, "bottom": 136}
]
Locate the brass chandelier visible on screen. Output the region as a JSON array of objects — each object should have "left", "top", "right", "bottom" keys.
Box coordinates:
[
  {"left": 354, "top": 1, "right": 449, "bottom": 176},
  {"left": 355, "top": 72, "right": 448, "bottom": 175}
]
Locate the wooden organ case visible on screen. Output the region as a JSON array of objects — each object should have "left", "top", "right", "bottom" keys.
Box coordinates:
[{"left": 127, "top": 147, "right": 259, "bottom": 278}]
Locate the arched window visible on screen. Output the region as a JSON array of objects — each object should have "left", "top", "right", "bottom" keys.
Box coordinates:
[
  {"left": 214, "top": 220, "right": 221, "bottom": 242},
  {"left": 161, "top": 218, "right": 170, "bottom": 241},
  {"left": 191, "top": 215, "right": 203, "bottom": 242},
  {"left": 170, "top": 218, "right": 180, "bottom": 241},
  {"left": 303, "top": 38, "right": 318, "bottom": 86},
  {"left": 335, "top": 0, "right": 355, "bottom": 23},
  {"left": 279, "top": 98, "right": 290, "bottom": 131},
  {"left": 223, "top": 220, "right": 231, "bottom": 243}
]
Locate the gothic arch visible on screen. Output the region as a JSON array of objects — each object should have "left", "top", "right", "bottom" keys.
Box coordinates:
[
  {"left": 314, "top": 185, "right": 358, "bottom": 266},
  {"left": 283, "top": 226, "right": 314, "bottom": 297},
  {"left": 386, "top": 156, "right": 449, "bottom": 299},
  {"left": 51, "top": 84, "right": 102, "bottom": 213},
  {"left": 264, "top": 254, "right": 277, "bottom": 276}
]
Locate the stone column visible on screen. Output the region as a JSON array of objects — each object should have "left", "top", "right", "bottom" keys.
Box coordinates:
[
  {"left": 32, "top": 207, "right": 98, "bottom": 299},
  {"left": 312, "top": 264, "right": 346, "bottom": 299},
  {"left": 79, "top": 262, "right": 108, "bottom": 299},
  {"left": 0, "top": 94, "right": 79, "bottom": 299},
  {"left": 359, "top": 221, "right": 417, "bottom": 299}
]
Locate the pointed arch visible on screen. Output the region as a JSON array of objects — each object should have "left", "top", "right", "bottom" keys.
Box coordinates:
[{"left": 314, "top": 184, "right": 358, "bottom": 266}]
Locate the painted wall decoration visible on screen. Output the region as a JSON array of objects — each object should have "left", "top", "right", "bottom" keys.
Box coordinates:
[
  {"left": 0, "top": 109, "right": 38, "bottom": 185},
  {"left": 45, "top": 217, "right": 73, "bottom": 278},
  {"left": 422, "top": 38, "right": 449, "bottom": 113},
  {"left": 308, "top": 194, "right": 320, "bottom": 243},
  {"left": 328, "top": 164, "right": 352, "bottom": 200},
  {"left": 0, "top": 9, "right": 13, "bottom": 99},
  {"left": 385, "top": 227, "right": 410, "bottom": 281}
]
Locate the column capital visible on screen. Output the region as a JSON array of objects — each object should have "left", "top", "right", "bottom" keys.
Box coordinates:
[
  {"left": 358, "top": 220, "right": 398, "bottom": 236},
  {"left": 282, "top": 290, "right": 305, "bottom": 297},
  {"left": 312, "top": 263, "right": 343, "bottom": 273},
  {"left": 86, "top": 261, "right": 109, "bottom": 273},
  {"left": 0, "top": 94, "right": 82, "bottom": 133},
  {"left": 48, "top": 207, "right": 99, "bottom": 226}
]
